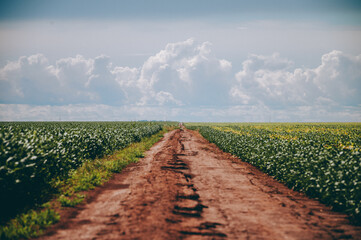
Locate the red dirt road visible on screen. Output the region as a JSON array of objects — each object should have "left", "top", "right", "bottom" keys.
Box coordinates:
[{"left": 41, "top": 128, "right": 361, "bottom": 239}]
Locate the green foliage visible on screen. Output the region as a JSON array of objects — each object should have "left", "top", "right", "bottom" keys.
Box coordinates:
[
  {"left": 0, "top": 121, "right": 175, "bottom": 223},
  {"left": 58, "top": 194, "right": 85, "bottom": 207},
  {"left": 187, "top": 123, "right": 361, "bottom": 222},
  {"left": 0, "top": 208, "right": 60, "bottom": 240}
]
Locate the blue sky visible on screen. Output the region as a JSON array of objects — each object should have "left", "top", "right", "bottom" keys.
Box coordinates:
[
  {"left": 0, "top": 0, "right": 360, "bottom": 121},
  {"left": 1, "top": 0, "right": 360, "bottom": 22}
]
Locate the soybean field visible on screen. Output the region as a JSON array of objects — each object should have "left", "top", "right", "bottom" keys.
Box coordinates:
[{"left": 0, "top": 121, "right": 171, "bottom": 223}]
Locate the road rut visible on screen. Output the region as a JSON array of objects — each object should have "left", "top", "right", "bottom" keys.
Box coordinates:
[{"left": 41, "top": 128, "right": 361, "bottom": 239}]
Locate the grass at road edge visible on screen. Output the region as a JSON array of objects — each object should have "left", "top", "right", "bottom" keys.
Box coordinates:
[{"left": 0, "top": 126, "right": 174, "bottom": 240}]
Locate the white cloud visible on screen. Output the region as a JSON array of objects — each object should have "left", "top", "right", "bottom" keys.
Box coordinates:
[
  {"left": 219, "top": 59, "right": 232, "bottom": 71},
  {"left": 0, "top": 39, "right": 232, "bottom": 108},
  {"left": 87, "top": 55, "right": 126, "bottom": 105},
  {"left": 127, "top": 38, "right": 233, "bottom": 106},
  {"left": 0, "top": 39, "right": 360, "bottom": 121},
  {"left": 312, "top": 50, "right": 361, "bottom": 105},
  {"left": 0, "top": 54, "right": 61, "bottom": 104},
  {"left": 231, "top": 51, "right": 361, "bottom": 109},
  {"left": 53, "top": 54, "right": 99, "bottom": 103},
  {"left": 155, "top": 91, "right": 182, "bottom": 106}
]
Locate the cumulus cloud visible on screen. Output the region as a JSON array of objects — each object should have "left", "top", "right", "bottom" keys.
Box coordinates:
[
  {"left": 0, "top": 38, "right": 360, "bottom": 121},
  {"left": 0, "top": 54, "right": 61, "bottom": 104},
  {"left": 231, "top": 51, "right": 361, "bottom": 110},
  {"left": 312, "top": 51, "right": 361, "bottom": 105},
  {"left": 87, "top": 55, "right": 126, "bottom": 105},
  {"left": 0, "top": 39, "right": 232, "bottom": 107},
  {"left": 0, "top": 54, "right": 111, "bottom": 105},
  {"left": 136, "top": 38, "right": 233, "bottom": 106}
]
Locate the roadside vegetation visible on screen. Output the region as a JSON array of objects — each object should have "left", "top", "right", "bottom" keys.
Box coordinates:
[
  {"left": 0, "top": 122, "right": 176, "bottom": 239},
  {"left": 186, "top": 123, "right": 361, "bottom": 223}
]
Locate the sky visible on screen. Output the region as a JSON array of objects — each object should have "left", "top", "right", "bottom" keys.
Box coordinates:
[{"left": 0, "top": 0, "right": 360, "bottom": 122}]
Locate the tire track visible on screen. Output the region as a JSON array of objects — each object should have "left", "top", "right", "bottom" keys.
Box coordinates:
[{"left": 160, "top": 140, "right": 227, "bottom": 239}]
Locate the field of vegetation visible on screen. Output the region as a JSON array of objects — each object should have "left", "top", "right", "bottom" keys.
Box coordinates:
[
  {"left": 0, "top": 121, "right": 173, "bottom": 225},
  {"left": 186, "top": 123, "right": 361, "bottom": 221}
]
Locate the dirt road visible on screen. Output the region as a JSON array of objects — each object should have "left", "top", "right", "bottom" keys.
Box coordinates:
[{"left": 41, "top": 128, "right": 361, "bottom": 239}]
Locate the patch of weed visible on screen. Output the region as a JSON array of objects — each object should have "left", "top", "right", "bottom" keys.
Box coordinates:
[
  {"left": 0, "top": 208, "right": 60, "bottom": 239},
  {"left": 58, "top": 194, "right": 85, "bottom": 207}
]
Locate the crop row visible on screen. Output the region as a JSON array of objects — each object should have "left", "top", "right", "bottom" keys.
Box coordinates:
[
  {"left": 0, "top": 121, "right": 171, "bottom": 223},
  {"left": 186, "top": 123, "right": 361, "bottom": 221}
]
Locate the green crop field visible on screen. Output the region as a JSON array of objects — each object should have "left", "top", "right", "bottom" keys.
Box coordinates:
[
  {"left": 186, "top": 122, "right": 361, "bottom": 221},
  {"left": 0, "top": 121, "right": 174, "bottom": 224}
]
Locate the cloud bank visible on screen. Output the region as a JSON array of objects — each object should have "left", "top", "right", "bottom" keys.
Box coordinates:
[
  {"left": 231, "top": 51, "right": 361, "bottom": 108},
  {"left": 0, "top": 39, "right": 360, "bottom": 121}
]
